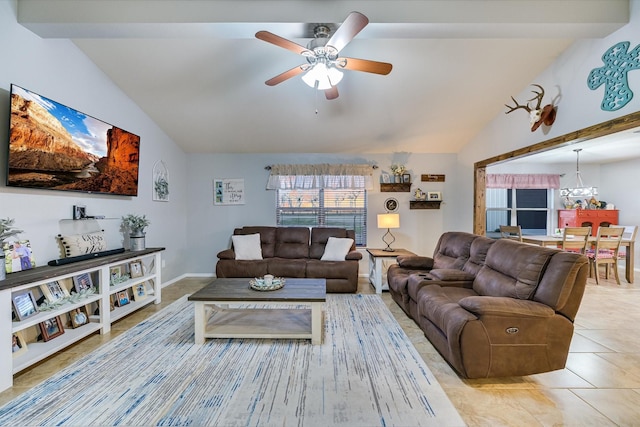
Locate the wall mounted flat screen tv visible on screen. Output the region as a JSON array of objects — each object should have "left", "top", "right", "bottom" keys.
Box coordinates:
[{"left": 6, "top": 84, "right": 140, "bottom": 196}]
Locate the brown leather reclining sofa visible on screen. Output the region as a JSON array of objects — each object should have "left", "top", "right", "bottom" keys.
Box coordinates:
[
  {"left": 216, "top": 226, "right": 362, "bottom": 293},
  {"left": 387, "top": 231, "right": 589, "bottom": 378}
]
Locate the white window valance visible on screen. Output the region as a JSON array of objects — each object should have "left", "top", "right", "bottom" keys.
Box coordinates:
[
  {"left": 486, "top": 174, "right": 560, "bottom": 189},
  {"left": 266, "top": 163, "right": 374, "bottom": 190}
]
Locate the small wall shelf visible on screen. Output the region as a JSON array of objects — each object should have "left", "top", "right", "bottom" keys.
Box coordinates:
[
  {"left": 410, "top": 200, "right": 442, "bottom": 209},
  {"left": 381, "top": 183, "right": 411, "bottom": 192}
]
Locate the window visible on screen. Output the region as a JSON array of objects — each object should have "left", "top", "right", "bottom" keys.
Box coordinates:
[
  {"left": 276, "top": 188, "right": 367, "bottom": 246},
  {"left": 267, "top": 163, "right": 373, "bottom": 246},
  {"left": 486, "top": 188, "right": 552, "bottom": 237}
]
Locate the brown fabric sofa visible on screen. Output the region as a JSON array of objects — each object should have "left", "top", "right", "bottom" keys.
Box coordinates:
[
  {"left": 387, "top": 231, "right": 589, "bottom": 378},
  {"left": 216, "top": 226, "right": 362, "bottom": 293}
]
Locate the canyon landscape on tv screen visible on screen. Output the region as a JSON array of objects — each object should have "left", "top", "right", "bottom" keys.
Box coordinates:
[{"left": 7, "top": 84, "right": 140, "bottom": 196}]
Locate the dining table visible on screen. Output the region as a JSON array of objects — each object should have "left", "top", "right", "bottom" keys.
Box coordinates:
[{"left": 521, "top": 235, "right": 635, "bottom": 284}]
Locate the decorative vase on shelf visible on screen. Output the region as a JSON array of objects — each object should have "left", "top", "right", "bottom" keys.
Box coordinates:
[
  {"left": 122, "top": 214, "right": 150, "bottom": 252},
  {"left": 129, "top": 232, "right": 146, "bottom": 251}
]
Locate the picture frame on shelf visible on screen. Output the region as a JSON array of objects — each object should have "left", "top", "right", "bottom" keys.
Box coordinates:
[
  {"left": 12, "top": 330, "right": 28, "bottom": 357},
  {"left": 110, "top": 266, "right": 123, "bottom": 285},
  {"left": 116, "top": 290, "right": 130, "bottom": 307},
  {"left": 129, "top": 261, "right": 143, "bottom": 278},
  {"left": 40, "top": 281, "right": 70, "bottom": 303},
  {"left": 72, "top": 205, "right": 86, "bottom": 220},
  {"left": 131, "top": 282, "right": 148, "bottom": 301},
  {"left": 402, "top": 173, "right": 411, "bottom": 183},
  {"left": 69, "top": 306, "right": 89, "bottom": 328},
  {"left": 427, "top": 191, "right": 442, "bottom": 201},
  {"left": 39, "top": 316, "right": 65, "bottom": 341},
  {"left": 381, "top": 173, "right": 390, "bottom": 183},
  {"left": 72, "top": 272, "right": 93, "bottom": 293},
  {"left": 2, "top": 240, "right": 35, "bottom": 273},
  {"left": 12, "top": 290, "right": 39, "bottom": 321}
]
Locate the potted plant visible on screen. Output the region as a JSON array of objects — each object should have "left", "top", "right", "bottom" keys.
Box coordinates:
[
  {"left": 390, "top": 164, "right": 406, "bottom": 183},
  {"left": 0, "top": 218, "right": 23, "bottom": 280},
  {"left": 122, "top": 214, "right": 150, "bottom": 251}
]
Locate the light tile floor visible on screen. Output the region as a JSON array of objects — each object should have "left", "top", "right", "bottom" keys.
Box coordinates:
[{"left": 2, "top": 274, "right": 639, "bottom": 426}]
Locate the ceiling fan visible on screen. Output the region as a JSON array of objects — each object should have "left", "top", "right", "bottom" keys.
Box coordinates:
[{"left": 255, "top": 11, "right": 393, "bottom": 100}]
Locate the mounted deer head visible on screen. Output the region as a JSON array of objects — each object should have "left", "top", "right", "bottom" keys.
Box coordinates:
[{"left": 505, "top": 84, "right": 557, "bottom": 132}]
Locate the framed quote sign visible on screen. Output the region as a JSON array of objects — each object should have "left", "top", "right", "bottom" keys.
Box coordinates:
[{"left": 214, "top": 178, "right": 245, "bottom": 205}]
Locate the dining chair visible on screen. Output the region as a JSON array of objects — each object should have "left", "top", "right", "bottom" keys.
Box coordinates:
[
  {"left": 587, "top": 226, "right": 625, "bottom": 285},
  {"left": 612, "top": 225, "right": 637, "bottom": 267},
  {"left": 499, "top": 225, "right": 522, "bottom": 242},
  {"left": 561, "top": 226, "right": 591, "bottom": 254}
]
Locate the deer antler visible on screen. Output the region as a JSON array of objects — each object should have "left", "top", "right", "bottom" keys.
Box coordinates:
[
  {"left": 505, "top": 96, "right": 532, "bottom": 114},
  {"left": 505, "top": 84, "right": 547, "bottom": 114},
  {"left": 528, "top": 84, "right": 545, "bottom": 111}
]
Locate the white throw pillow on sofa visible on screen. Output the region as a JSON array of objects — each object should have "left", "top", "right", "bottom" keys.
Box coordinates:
[
  {"left": 232, "top": 233, "right": 263, "bottom": 260},
  {"left": 321, "top": 237, "right": 354, "bottom": 261}
]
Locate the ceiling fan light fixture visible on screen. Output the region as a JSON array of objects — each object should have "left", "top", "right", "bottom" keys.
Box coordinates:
[{"left": 302, "top": 62, "right": 343, "bottom": 90}]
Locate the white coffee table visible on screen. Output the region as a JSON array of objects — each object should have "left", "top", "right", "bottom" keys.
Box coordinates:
[{"left": 188, "top": 278, "right": 326, "bottom": 345}]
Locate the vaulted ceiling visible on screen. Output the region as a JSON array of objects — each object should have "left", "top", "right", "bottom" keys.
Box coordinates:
[{"left": 16, "top": 0, "right": 629, "bottom": 154}]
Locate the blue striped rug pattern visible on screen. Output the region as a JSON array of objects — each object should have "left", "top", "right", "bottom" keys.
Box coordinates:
[{"left": 0, "top": 294, "right": 464, "bottom": 426}]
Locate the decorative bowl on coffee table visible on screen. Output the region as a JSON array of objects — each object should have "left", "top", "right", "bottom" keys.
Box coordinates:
[{"left": 250, "top": 277, "right": 285, "bottom": 291}]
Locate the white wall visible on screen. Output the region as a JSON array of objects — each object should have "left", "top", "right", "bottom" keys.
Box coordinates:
[
  {"left": 5, "top": 0, "right": 640, "bottom": 281},
  {"left": 453, "top": 0, "right": 640, "bottom": 231},
  {"left": 186, "top": 152, "right": 458, "bottom": 275},
  {"left": 0, "top": 0, "right": 188, "bottom": 281}
]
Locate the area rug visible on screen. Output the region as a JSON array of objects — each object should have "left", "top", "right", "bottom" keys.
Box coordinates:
[{"left": 0, "top": 294, "right": 464, "bottom": 427}]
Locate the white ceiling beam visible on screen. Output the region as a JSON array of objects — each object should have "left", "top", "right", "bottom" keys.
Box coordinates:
[{"left": 17, "top": 0, "right": 629, "bottom": 39}]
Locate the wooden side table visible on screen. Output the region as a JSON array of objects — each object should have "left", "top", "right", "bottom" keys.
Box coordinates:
[{"left": 366, "top": 248, "right": 416, "bottom": 294}]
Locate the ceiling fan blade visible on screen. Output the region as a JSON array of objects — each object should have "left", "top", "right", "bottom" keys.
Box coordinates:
[
  {"left": 327, "top": 11, "right": 369, "bottom": 53},
  {"left": 325, "top": 86, "right": 339, "bottom": 100},
  {"left": 265, "top": 65, "right": 306, "bottom": 86},
  {"left": 256, "top": 31, "right": 313, "bottom": 56},
  {"left": 340, "top": 57, "right": 393, "bottom": 75}
]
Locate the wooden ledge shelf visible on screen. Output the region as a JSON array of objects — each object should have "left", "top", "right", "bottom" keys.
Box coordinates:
[
  {"left": 410, "top": 200, "right": 442, "bottom": 209},
  {"left": 380, "top": 183, "right": 411, "bottom": 192}
]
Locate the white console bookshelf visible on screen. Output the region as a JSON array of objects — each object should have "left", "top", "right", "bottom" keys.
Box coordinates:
[{"left": 0, "top": 247, "right": 164, "bottom": 392}]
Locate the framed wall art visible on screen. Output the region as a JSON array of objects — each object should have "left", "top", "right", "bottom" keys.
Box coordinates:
[
  {"left": 152, "top": 160, "right": 169, "bottom": 202},
  {"left": 427, "top": 191, "right": 442, "bottom": 201},
  {"left": 214, "top": 178, "right": 245, "bottom": 205}
]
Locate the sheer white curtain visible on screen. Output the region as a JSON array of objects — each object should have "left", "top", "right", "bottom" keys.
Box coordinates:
[
  {"left": 486, "top": 174, "right": 560, "bottom": 189},
  {"left": 266, "top": 164, "right": 375, "bottom": 190}
]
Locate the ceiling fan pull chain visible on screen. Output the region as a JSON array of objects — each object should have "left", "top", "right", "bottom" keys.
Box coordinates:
[{"left": 315, "top": 81, "right": 319, "bottom": 114}]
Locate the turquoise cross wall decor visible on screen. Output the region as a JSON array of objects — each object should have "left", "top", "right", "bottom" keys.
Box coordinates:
[{"left": 587, "top": 41, "right": 640, "bottom": 111}]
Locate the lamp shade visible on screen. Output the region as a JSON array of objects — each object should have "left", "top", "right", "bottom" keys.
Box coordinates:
[
  {"left": 377, "top": 213, "right": 400, "bottom": 229},
  {"left": 302, "top": 62, "right": 343, "bottom": 90}
]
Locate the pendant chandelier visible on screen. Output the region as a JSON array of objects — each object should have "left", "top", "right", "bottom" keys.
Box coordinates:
[{"left": 559, "top": 149, "right": 598, "bottom": 198}]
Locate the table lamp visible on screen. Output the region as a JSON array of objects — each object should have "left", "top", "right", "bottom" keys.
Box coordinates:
[{"left": 377, "top": 213, "right": 400, "bottom": 252}]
